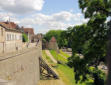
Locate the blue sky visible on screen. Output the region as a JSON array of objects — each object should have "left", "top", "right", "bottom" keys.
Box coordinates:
[
  {"left": 0, "top": 0, "right": 87, "bottom": 34},
  {"left": 41, "top": 0, "right": 81, "bottom": 14}
]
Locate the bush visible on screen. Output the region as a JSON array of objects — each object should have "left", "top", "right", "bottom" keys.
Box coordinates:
[{"left": 22, "top": 33, "right": 28, "bottom": 42}]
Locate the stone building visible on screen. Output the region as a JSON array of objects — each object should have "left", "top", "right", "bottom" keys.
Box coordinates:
[
  {"left": 32, "top": 33, "right": 43, "bottom": 42},
  {"left": 23, "top": 28, "right": 34, "bottom": 43},
  {"left": 0, "top": 21, "right": 22, "bottom": 53},
  {"left": 48, "top": 36, "right": 59, "bottom": 52}
]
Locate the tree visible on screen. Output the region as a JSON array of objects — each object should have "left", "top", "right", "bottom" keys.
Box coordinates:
[
  {"left": 60, "top": 26, "right": 73, "bottom": 48},
  {"left": 22, "top": 33, "right": 28, "bottom": 42},
  {"left": 44, "top": 30, "right": 67, "bottom": 48},
  {"left": 68, "top": 0, "right": 111, "bottom": 85},
  {"left": 78, "top": 0, "right": 111, "bottom": 84}
]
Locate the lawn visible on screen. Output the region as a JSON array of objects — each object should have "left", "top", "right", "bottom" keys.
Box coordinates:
[
  {"left": 59, "top": 50, "right": 71, "bottom": 58},
  {"left": 50, "top": 50, "right": 67, "bottom": 64},
  {"left": 42, "top": 50, "right": 54, "bottom": 64},
  {"left": 42, "top": 50, "right": 93, "bottom": 85}
]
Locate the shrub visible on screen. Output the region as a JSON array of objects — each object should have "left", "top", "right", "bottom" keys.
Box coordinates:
[{"left": 22, "top": 33, "right": 28, "bottom": 42}]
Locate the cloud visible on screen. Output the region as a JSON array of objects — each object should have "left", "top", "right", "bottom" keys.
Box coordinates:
[
  {"left": 0, "top": 11, "right": 88, "bottom": 33},
  {"left": 17, "top": 11, "right": 88, "bottom": 33},
  {"left": 0, "top": 0, "right": 44, "bottom": 14},
  {"left": 0, "top": 12, "right": 14, "bottom": 21}
]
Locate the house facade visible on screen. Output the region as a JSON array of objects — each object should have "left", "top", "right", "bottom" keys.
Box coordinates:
[
  {"left": 0, "top": 22, "right": 22, "bottom": 53},
  {"left": 23, "top": 28, "right": 34, "bottom": 43},
  {"left": 32, "top": 33, "right": 43, "bottom": 42}
]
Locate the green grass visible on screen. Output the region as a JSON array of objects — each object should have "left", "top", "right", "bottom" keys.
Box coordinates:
[
  {"left": 56, "top": 64, "right": 93, "bottom": 85},
  {"left": 42, "top": 50, "right": 93, "bottom": 85},
  {"left": 50, "top": 50, "right": 67, "bottom": 63},
  {"left": 59, "top": 50, "right": 71, "bottom": 58},
  {"left": 42, "top": 50, "right": 54, "bottom": 64},
  {"left": 56, "top": 64, "right": 75, "bottom": 85}
]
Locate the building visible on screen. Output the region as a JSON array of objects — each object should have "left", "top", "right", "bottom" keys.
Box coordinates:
[
  {"left": 32, "top": 33, "right": 43, "bottom": 42},
  {"left": 23, "top": 28, "right": 34, "bottom": 43},
  {"left": 48, "top": 36, "right": 59, "bottom": 52},
  {"left": 0, "top": 21, "right": 22, "bottom": 53}
]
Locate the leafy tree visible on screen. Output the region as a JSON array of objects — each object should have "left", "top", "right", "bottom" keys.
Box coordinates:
[
  {"left": 67, "top": 0, "right": 111, "bottom": 84},
  {"left": 22, "top": 33, "right": 28, "bottom": 42},
  {"left": 79, "top": 0, "right": 111, "bottom": 84},
  {"left": 44, "top": 30, "right": 66, "bottom": 48},
  {"left": 60, "top": 26, "right": 73, "bottom": 48}
]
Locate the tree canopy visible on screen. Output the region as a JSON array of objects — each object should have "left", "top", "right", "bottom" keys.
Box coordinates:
[
  {"left": 67, "top": 0, "right": 111, "bottom": 85},
  {"left": 44, "top": 29, "right": 71, "bottom": 48}
]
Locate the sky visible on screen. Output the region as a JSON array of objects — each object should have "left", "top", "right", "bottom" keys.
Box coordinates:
[{"left": 0, "top": 0, "right": 88, "bottom": 34}]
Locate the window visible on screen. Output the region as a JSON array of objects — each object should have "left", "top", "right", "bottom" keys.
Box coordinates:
[
  {"left": 1, "top": 28, "right": 3, "bottom": 36},
  {"left": 7, "top": 34, "right": 9, "bottom": 41},
  {"left": 15, "top": 35, "right": 16, "bottom": 40},
  {"left": 9, "top": 34, "right": 11, "bottom": 40},
  {"left": 13, "top": 34, "right": 14, "bottom": 40}
]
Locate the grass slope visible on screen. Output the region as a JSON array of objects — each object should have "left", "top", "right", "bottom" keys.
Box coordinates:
[
  {"left": 59, "top": 50, "right": 71, "bottom": 58},
  {"left": 42, "top": 50, "right": 93, "bottom": 85},
  {"left": 50, "top": 50, "right": 67, "bottom": 63}
]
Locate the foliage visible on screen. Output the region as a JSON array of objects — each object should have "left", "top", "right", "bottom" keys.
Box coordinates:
[
  {"left": 59, "top": 50, "right": 70, "bottom": 58},
  {"left": 22, "top": 33, "right": 28, "bottom": 42},
  {"left": 44, "top": 30, "right": 64, "bottom": 48},
  {"left": 67, "top": 18, "right": 108, "bottom": 84},
  {"left": 42, "top": 49, "right": 93, "bottom": 85},
  {"left": 60, "top": 26, "right": 73, "bottom": 48},
  {"left": 43, "top": 28, "right": 74, "bottom": 48},
  {"left": 67, "top": 0, "right": 111, "bottom": 84}
]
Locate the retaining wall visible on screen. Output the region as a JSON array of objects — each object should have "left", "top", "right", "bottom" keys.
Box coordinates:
[{"left": 0, "top": 41, "right": 42, "bottom": 85}]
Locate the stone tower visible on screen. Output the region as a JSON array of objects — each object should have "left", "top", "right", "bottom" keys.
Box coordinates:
[{"left": 48, "top": 36, "right": 59, "bottom": 52}]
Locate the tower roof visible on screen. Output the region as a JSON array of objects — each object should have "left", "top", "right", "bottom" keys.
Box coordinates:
[{"left": 50, "top": 36, "right": 57, "bottom": 42}]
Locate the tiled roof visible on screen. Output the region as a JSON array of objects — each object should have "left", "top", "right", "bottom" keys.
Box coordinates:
[
  {"left": 50, "top": 36, "right": 56, "bottom": 42},
  {"left": 0, "top": 21, "right": 18, "bottom": 29},
  {"left": 23, "top": 28, "right": 34, "bottom": 35},
  {"left": 0, "top": 21, "right": 22, "bottom": 33}
]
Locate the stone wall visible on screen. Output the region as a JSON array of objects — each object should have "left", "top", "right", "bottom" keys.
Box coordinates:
[
  {"left": 48, "top": 42, "right": 59, "bottom": 52},
  {"left": 0, "top": 41, "right": 42, "bottom": 85},
  {"left": 5, "top": 41, "right": 22, "bottom": 53},
  {"left": 0, "top": 26, "right": 5, "bottom": 43},
  {"left": 0, "top": 43, "right": 4, "bottom": 53}
]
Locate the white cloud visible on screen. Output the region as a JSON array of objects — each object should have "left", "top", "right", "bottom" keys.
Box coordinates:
[
  {"left": 0, "top": 0, "right": 44, "bottom": 14},
  {"left": 18, "top": 11, "right": 88, "bottom": 33},
  {"left": 0, "top": 11, "right": 88, "bottom": 33},
  {"left": 0, "top": 12, "right": 14, "bottom": 21}
]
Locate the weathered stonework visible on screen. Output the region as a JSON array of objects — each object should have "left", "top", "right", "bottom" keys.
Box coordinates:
[
  {"left": 0, "top": 24, "right": 22, "bottom": 53},
  {"left": 48, "top": 37, "right": 59, "bottom": 52},
  {"left": 0, "top": 41, "right": 42, "bottom": 85}
]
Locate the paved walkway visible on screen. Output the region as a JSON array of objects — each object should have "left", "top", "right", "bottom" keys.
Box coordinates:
[
  {"left": 38, "top": 80, "right": 65, "bottom": 85},
  {"left": 0, "top": 42, "right": 40, "bottom": 61},
  {"left": 45, "top": 50, "right": 57, "bottom": 63},
  {"left": 0, "top": 41, "right": 41, "bottom": 85}
]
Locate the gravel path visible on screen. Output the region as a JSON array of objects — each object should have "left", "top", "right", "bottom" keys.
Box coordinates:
[{"left": 45, "top": 50, "right": 57, "bottom": 63}]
